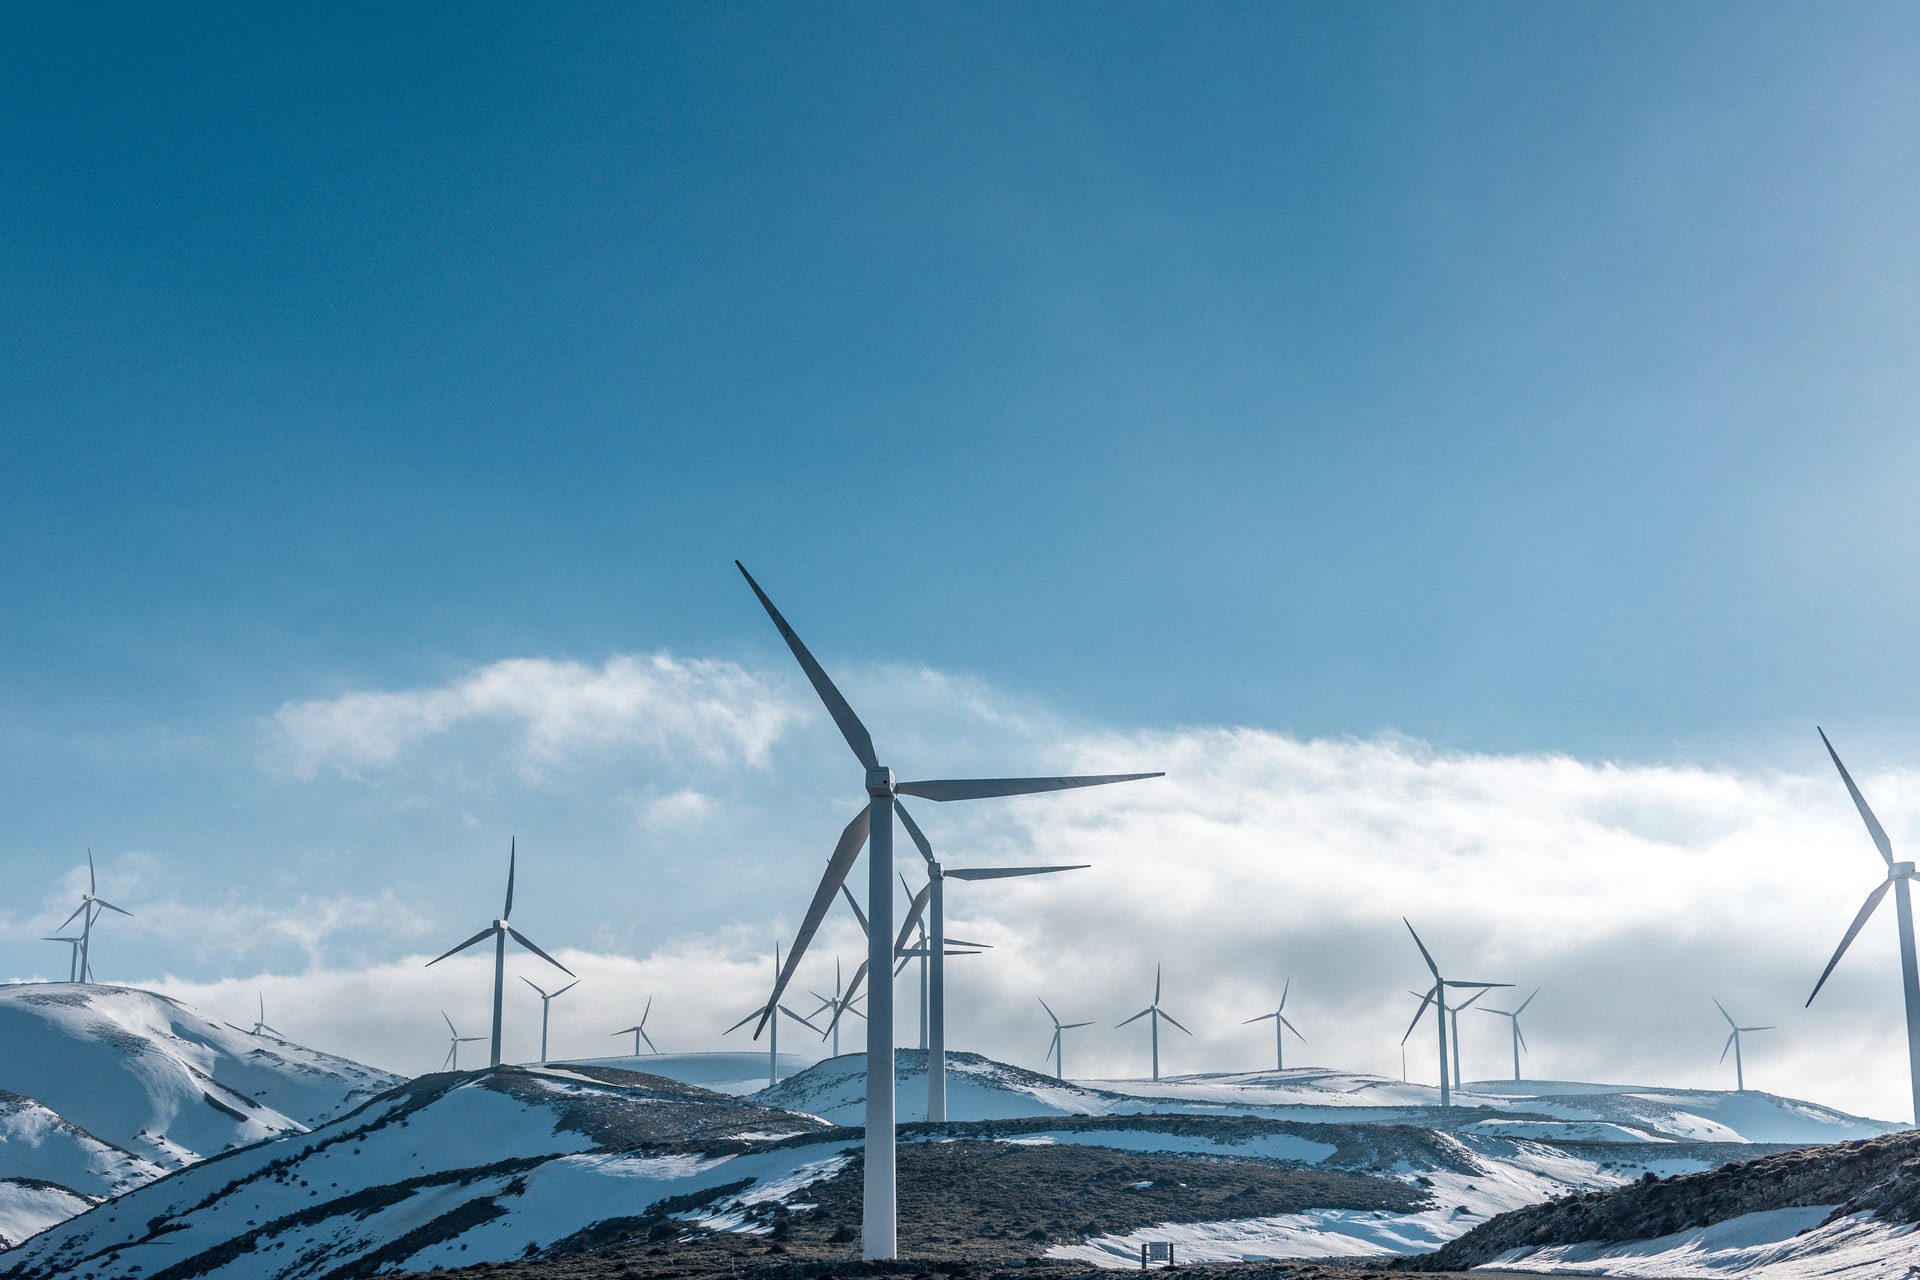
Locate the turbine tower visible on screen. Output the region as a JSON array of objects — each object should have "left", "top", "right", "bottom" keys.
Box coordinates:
[
  {"left": 249, "top": 992, "right": 284, "bottom": 1038},
  {"left": 522, "top": 976, "right": 579, "bottom": 1064},
  {"left": 425, "top": 840, "right": 572, "bottom": 1068},
  {"left": 57, "top": 851, "right": 131, "bottom": 984},
  {"left": 1401, "top": 920, "right": 1509, "bottom": 1107},
  {"left": 1244, "top": 979, "right": 1306, "bottom": 1072},
  {"left": 733, "top": 560, "right": 1161, "bottom": 1260},
  {"left": 726, "top": 944, "right": 822, "bottom": 1088},
  {"left": 1040, "top": 998, "right": 1093, "bottom": 1080},
  {"left": 1445, "top": 986, "right": 1491, "bottom": 1087},
  {"left": 613, "top": 995, "right": 658, "bottom": 1056},
  {"left": 1479, "top": 988, "right": 1540, "bottom": 1082},
  {"left": 441, "top": 1012, "right": 484, "bottom": 1070},
  {"left": 1806, "top": 728, "right": 1920, "bottom": 1124},
  {"left": 1117, "top": 964, "right": 1190, "bottom": 1081},
  {"left": 1715, "top": 998, "right": 1771, "bottom": 1092},
  {"left": 898, "top": 816, "right": 1084, "bottom": 1121}
]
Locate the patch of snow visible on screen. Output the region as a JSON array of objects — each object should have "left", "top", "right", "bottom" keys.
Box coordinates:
[{"left": 1486, "top": 1207, "right": 1920, "bottom": 1279}]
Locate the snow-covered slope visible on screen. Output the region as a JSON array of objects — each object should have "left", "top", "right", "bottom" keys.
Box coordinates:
[
  {"left": 763, "top": 1053, "right": 1895, "bottom": 1146},
  {"left": 566, "top": 1051, "right": 812, "bottom": 1096},
  {"left": 0, "top": 1064, "right": 840, "bottom": 1279},
  {"left": 0, "top": 984, "right": 400, "bottom": 1173},
  {"left": 0, "top": 1091, "right": 161, "bottom": 1200}
]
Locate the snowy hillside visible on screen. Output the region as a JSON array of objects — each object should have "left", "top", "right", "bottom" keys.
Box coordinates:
[
  {"left": 0, "top": 1063, "right": 839, "bottom": 1279},
  {"left": 763, "top": 1053, "right": 1896, "bottom": 1145},
  {"left": 566, "top": 1051, "right": 812, "bottom": 1096}
]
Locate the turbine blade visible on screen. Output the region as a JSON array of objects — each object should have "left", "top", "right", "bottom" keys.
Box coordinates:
[
  {"left": 91, "top": 898, "right": 133, "bottom": 918},
  {"left": 88, "top": 849, "right": 96, "bottom": 894},
  {"left": 779, "top": 1004, "right": 822, "bottom": 1032},
  {"left": 1402, "top": 988, "right": 1437, "bottom": 1044},
  {"left": 1713, "top": 997, "right": 1736, "bottom": 1028},
  {"left": 1064, "top": 1021, "right": 1094, "bottom": 1030},
  {"left": 1807, "top": 878, "right": 1894, "bottom": 1005},
  {"left": 946, "top": 864, "right": 1089, "bottom": 880},
  {"left": 1453, "top": 987, "right": 1491, "bottom": 1012},
  {"left": 520, "top": 976, "right": 548, "bottom": 998},
  {"left": 1039, "top": 997, "right": 1059, "bottom": 1026},
  {"left": 1720, "top": 1031, "right": 1736, "bottom": 1063},
  {"left": 442, "top": 1010, "right": 457, "bottom": 1034},
  {"left": 504, "top": 838, "right": 517, "bottom": 918},
  {"left": 735, "top": 561, "right": 878, "bottom": 769},
  {"left": 1280, "top": 977, "right": 1291, "bottom": 1011},
  {"left": 554, "top": 980, "right": 579, "bottom": 998},
  {"left": 725, "top": 1006, "right": 767, "bottom": 1035},
  {"left": 895, "top": 772, "right": 1163, "bottom": 802},
  {"left": 840, "top": 884, "right": 869, "bottom": 936},
  {"left": 640, "top": 1027, "right": 658, "bottom": 1053},
  {"left": 1280, "top": 1015, "right": 1305, "bottom": 1041},
  {"left": 893, "top": 881, "right": 934, "bottom": 959},
  {"left": 1116, "top": 1007, "right": 1153, "bottom": 1028},
  {"left": 1404, "top": 919, "right": 1441, "bottom": 980},
  {"left": 426, "top": 926, "right": 497, "bottom": 967},
  {"left": 1155, "top": 963, "right": 1162, "bottom": 1004},
  {"left": 642, "top": 993, "right": 651, "bottom": 1022},
  {"left": 756, "top": 807, "right": 872, "bottom": 1035},
  {"left": 506, "top": 927, "right": 573, "bottom": 976},
  {"left": 1160, "top": 1010, "right": 1193, "bottom": 1035},
  {"left": 443, "top": 1045, "right": 455, "bottom": 1069},
  {"left": 1745, "top": 1025, "right": 1775, "bottom": 1032},
  {"left": 1244, "top": 1012, "right": 1278, "bottom": 1024},
  {"left": 56, "top": 903, "right": 86, "bottom": 930},
  {"left": 1516, "top": 1024, "right": 1528, "bottom": 1052},
  {"left": 1820, "top": 727, "right": 1895, "bottom": 866},
  {"left": 1516, "top": 987, "right": 1541, "bottom": 1015},
  {"left": 895, "top": 802, "right": 936, "bottom": 867}
]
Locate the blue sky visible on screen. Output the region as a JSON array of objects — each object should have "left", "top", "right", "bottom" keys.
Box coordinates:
[{"left": 6, "top": 5, "right": 1920, "bottom": 1115}]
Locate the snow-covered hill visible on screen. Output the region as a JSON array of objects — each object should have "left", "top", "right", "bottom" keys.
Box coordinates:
[
  {"left": 565, "top": 1051, "right": 812, "bottom": 1096},
  {"left": 0, "top": 1063, "right": 839, "bottom": 1279},
  {"left": 762, "top": 1053, "right": 1896, "bottom": 1146}
]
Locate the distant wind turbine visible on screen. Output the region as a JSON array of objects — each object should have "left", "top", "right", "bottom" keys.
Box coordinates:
[
  {"left": 1401, "top": 920, "right": 1509, "bottom": 1107},
  {"left": 1244, "top": 979, "right": 1306, "bottom": 1072},
  {"left": 1040, "top": 998, "right": 1093, "bottom": 1081},
  {"left": 1479, "top": 988, "right": 1541, "bottom": 1082},
  {"left": 442, "top": 1011, "right": 484, "bottom": 1071},
  {"left": 425, "top": 840, "right": 572, "bottom": 1069},
  {"left": 522, "top": 976, "right": 579, "bottom": 1064},
  {"left": 1714, "top": 998, "right": 1771, "bottom": 1092},
  {"left": 613, "top": 996, "right": 658, "bottom": 1056},
  {"left": 806, "top": 958, "right": 866, "bottom": 1058},
  {"left": 57, "top": 851, "right": 132, "bottom": 984},
  {"left": 43, "top": 934, "right": 82, "bottom": 983},
  {"left": 726, "top": 944, "right": 821, "bottom": 1088},
  {"left": 733, "top": 560, "right": 1160, "bottom": 1259},
  {"left": 1117, "top": 964, "right": 1190, "bottom": 1081},
  {"left": 1806, "top": 729, "right": 1920, "bottom": 1125},
  {"left": 250, "top": 992, "right": 284, "bottom": 1038}
]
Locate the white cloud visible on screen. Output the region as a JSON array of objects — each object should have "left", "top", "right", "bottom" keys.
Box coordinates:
[{"left": 264, "top": 652, "right": 798, "bottom": 781}]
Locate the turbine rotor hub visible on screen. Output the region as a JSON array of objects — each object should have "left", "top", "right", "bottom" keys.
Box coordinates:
[
  {"left": 494, "top": 919, "right": 508, "bottom": 929},
  {"left": 865, "top": 766, "right": 895, "bottom": 796}
]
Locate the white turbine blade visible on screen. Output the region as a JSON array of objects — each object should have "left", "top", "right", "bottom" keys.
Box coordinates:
[
  {"left": 1244, "top": 1012, "right": 1278, "bottom": 1025},
  {"left": 503, "top": 838, "right": 516, "bottom": 919},
  {"left": 442, "top": 1010, "right": 457, "bottom": 1035},
  {"left": 91, "top": 898, "right": 133, "bottom": 918},
  {"left": 1720, "top": 1031, "right": 1736, "bottom": 1063},
  {"left": 840, "top": 884, "right": 869, "bottom": 936},
  {"left": 1820, "top": 727, "right": 1895, "bottom": 866},
  {"left": 896, "top": 772, "right": 1163, "bottom": 802},
  {"left": 88, "top": 849, "right": 96, "bottom": 895},
  {"left": 1453, "top": 987, "right": 1492, "bottom": 1012},
  {"left": 1807, "top": 878, "right": 1894, "bottom": 1005},
  {"left": 724, "top": 1006, "right": 766, "bottom": 1035},
  {"left": 521, "top": 976, "right": 548, "bottom": 998},
  {"left": 1404, "top": 919, "right": 1441, "bottom": 980},
  {"left": 554, "top": 980, "right": 579, "bottom": 999},
  {"left": 1063, "top": 1020, "right": 1094, "bottom": 1030},
  {"left": 946, "top": 864, "right": 1088, "bottom": 881},
  {"left": 1155, "top": 963, "right": 1162, "bottom": 1005},
  {"left": 1039, "top": 997, "right": 1060, "bottom": 1027},
  {"left": 443, "top": 1045, "right": 455, "bottom": 1069},
  {"left": 1516, "top": 1023, "right": 1529, "bottom": 1052},
  {"left": 427, "top": 926, "right": 497, "bottom": 967},
  {"left": 1279, "top": 977, "right": 1291, "bottom": 1011},
  {"left": 56, "top": 903, "right": 87, "bottom": 930},
  {"left": 1479, "top": 1007, "right": 1514, "bottom": 1018},
  {"left": 779, "top": 1004, "right": 822, "bottom": 1032},
  {"left": 1280, "top": 1015, "right": 1305, "bottom": 1041},
  {"left": 640, "top": 1026, "right": 658, "bottom": 1053},
  {"left": 895, "top": 801, "right": 936, "bottom": 867},
  {"left": 1116, "top": 1007, "right": 1154, "bottom": 1028},
  {"left": 893, "top": 881, "right": 934, "bottom": 958},
  {"left": 1160, "top": 1009, "right": 1193, "bottom": 1035},
  {"left": 641, "top": 994, "right": 652, "bottom": 1024},
  {"left": 1744, "top": 1025, "right": 1775, "bottom": 1032},
  {"left": 756, "top": 807, "right": 872, "bottom": 1036},
  {"left": 944, "top": 937, "right": 993, "bottom": 950},
  {"left": 460, "top": 1036, "right": 484, "bottom": 1044},
  {"left": 1402, "top": 987, "right": 1438, "bottom": 1043},
  {"left": 1446, "top": 980, "right": 1512, "bottom": 991},
  {"left": 1516, "top": 987, "right": 1541, "bottom": 1015},
  {"left": 735, "top": 561, "right": 878, "bottom": 769},
  {"left": 506, "top": 926, "right": 573, "bottom": 976},
  {"left": 1713, "top": 997, "right": 1737, "bottom": 1029}
]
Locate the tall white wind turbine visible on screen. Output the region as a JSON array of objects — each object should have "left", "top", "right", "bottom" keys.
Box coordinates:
[
  {"left": 425, "top": 841, "right": 572, "bottom": 1069},
  {"left": 734, "top": 560, "right": 1161, "bottom": 1260},
  {"left": 522, "top": 976, "right": 579, "bottom": 1064},
  {"left": 1479, "top": 988, "right": 1540, "bottom": 1082},
  {"left": 726, "top": 944, "right": 822, "bottom": 1088},
  {"left": 898, "top": 815, "right": 1084, "bottom": 1121},
  {"left": 442, "top": 1011, "right": 484, "bottom": 1071},
  {"left": 1117, "top": 964, "right": 1191, "bottom": 1081},
  {"left": 1244, "top": 979, "right": 1306, "bottom": 1072},
  {"left": 1714, "top": 998, "right": 1771, "bottom": 1092},
  {"left": 1806, "top": 728, "right": 1920, "bottom": 1124},
  {"left": 1040, "top": 998, "right": 1093, "bottom": 1081},
  {"left": 1401, "top": 920, "right": 1509, "bottom": 1107},
  {"left": 57, "top": 851, "right": 132, "bottom": 983},
  {"left": 613, "top": 995, "right": 658, "bottom": 1057}
]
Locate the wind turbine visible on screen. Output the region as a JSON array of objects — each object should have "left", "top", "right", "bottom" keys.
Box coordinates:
[
  {"left": 613, "top": 996, "right": 658, "bottom": 1057},
  {"left": 1445, "top": 986, "right": 1491, "bottom": 1087},
  {"left": 726, "top": 944, "right": 822, "bottom": 1088},
  {"left": 898, "top": 817, "right": 1084, "bottom": 1121},
  {"left": 249, "top": 992, "right": 284, "bottom": 1038},
  {"left": 43, "top": 935, "right": 82, "bottom": 983},
  {"left": 1714, "top": 998, "right": 1771, "bottom": 1092},
  {"left": 1401, "top": 920, "right": 1509, "bottom": 1107},
  {"left": 522, "top": 976, "right": 579, "bottom": 1064},
  {"left": 425, "top": 840, "right": 572, "bottom": 1069},
  {"left": 442, "top": 1012, "right": 484, "bottom": 1071},
  {"left": 57, "top": 851, "right": 131, "bottom": 983},
  {"left": 1479, "top": 988, "right": 1540, "bottom": 1082},
  {"left": 734, "top": 560, "right": 1161, "bottom": 1261},
  {"left": 1806, "top": 728, "right": 1920, "bottom": 1124},
  {"left": 1040, "top": 998, "right": 1093, "bottom": 1081},
  {"left": 897, "top": 892, "right": 987, "bottom": 1057},
  {"left": 806, "top": 958, "right": 866, "bottom": 1058},
  {"left": 1117, "top": 964, "right": 1190, "bottom": 1081},
  {"left": 1244, "top": 979, "right": 1306, "bottom": 1072}
]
